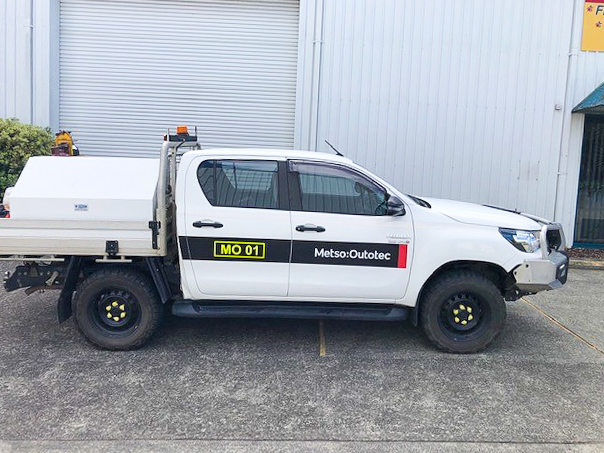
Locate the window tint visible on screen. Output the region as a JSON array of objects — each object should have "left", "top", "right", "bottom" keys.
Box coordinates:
[
  {"left": 291, "top": 162, "right": 387, "bottom": 215},
  {"left": 197, "top": 160, "right": 279, "bottom": 209}
]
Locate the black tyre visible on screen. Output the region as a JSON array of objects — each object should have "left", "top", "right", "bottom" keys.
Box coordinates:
[
  {"left": 420, "top": 271, "right": 506, "bottom": 353},
  {"left": 74, "top": 268, "right": 163, "bottom": 350}
]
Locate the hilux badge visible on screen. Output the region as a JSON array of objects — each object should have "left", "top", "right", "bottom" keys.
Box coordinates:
[{"left": 387, "top": 233, "right": 411, "bottom": 244}]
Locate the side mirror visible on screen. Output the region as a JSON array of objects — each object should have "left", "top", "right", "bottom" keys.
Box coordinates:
[{"left": 387, "top": 196, "right": 406, "bottom": 216}]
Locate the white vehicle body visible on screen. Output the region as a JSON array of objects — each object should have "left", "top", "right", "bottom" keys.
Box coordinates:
[
  {"left": 173, "top": 149, "right": 567, "bottom": 308},
  {"left": 0, "top": 135, "right": 569, "bottom": 352}
]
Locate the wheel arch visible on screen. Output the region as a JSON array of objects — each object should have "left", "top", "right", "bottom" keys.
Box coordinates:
[
  {"left": 411, "top": 260, "right": 513, "bottom": 327},
  {"left": 57, "top": 256, "right": 173, "bottom": 323},
  {"left": 82, "top": 258, "right": 173, "bottom": 303}
]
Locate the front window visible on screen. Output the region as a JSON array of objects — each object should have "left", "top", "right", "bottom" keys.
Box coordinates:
[{"left": 290, "top": 161, "right": 387, "bottom": 215}]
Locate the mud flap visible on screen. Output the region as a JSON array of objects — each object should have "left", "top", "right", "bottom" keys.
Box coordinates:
[{"left": 57, "top": 256, "right": 83, "bottom": 323}]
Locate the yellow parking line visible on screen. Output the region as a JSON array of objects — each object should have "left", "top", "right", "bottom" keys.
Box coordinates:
[
  {"left": 521, "top": 297, "right": 604, "bottom": 355},
  {"left": 319, "top": 320, "right": 326, "bottom": 357}
]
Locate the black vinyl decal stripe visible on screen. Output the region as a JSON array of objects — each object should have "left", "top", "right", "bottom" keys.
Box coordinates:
[
  {"left": 179, "top": 237, "right": 192, "bottom": 260},
  {"left": 180, "top": 237, "right": 406, "bottom": 268},
  {"left": 292, "top": 240, "right": 402, "bottom": 268},
  {"left": 180, "top": 237, "right": 291, "bottom": 263}
]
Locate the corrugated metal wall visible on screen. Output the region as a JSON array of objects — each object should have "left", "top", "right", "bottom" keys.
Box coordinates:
[
  {"left": 0, "top": 0, "right": 54, "bottom": 127},
  {"left": 572, "top": 54, "right": 604, "bottom": 109},
  {"left": 308, "top": 0, "right": 574, "bottom": 221},
  {"left": 0, "top": 0, "right": 32, "bottom": 121}
]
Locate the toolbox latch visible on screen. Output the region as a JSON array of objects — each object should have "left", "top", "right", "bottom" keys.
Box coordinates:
[
  {"left": 149, "top": 221, "right": 161, "bottom": 250},
  {"left": 105, "top": 240, "right": 119, "bottom": 257}
]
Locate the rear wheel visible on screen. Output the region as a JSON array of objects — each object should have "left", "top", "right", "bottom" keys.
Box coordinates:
[
  {"left": 420, "top": 271, "right": 506, "bottom": 353},
  {"left": 74, "top": 268, "right": 163, "bottom": 350}
]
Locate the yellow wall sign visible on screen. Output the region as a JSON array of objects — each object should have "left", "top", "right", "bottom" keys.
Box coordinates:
[{"left": 583, "top": 1, "right": 604, "bottom": 51}]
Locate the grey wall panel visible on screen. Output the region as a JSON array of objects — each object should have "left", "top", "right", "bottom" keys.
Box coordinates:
[
  {"left": 1, "top": 0, "right": 55, "bottom": 127},
  {"left": 310, "top": 0, "right": 574, "bottom": 222},
  {"left": 1, "top": 0, "right": 32, "bottom": 121}
]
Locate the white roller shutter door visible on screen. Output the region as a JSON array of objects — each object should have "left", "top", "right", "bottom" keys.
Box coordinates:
[{"left": 60, "top": 0, "right": 299, "bottom": 157}]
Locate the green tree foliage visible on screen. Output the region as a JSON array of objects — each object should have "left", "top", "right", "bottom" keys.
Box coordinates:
[{"left": 0, "top": 118, "right": 53, "bottom": 197}]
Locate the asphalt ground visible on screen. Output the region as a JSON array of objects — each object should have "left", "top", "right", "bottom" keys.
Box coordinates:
[{"left": 0, "top": 265, "right": 602, "bottom": 453}]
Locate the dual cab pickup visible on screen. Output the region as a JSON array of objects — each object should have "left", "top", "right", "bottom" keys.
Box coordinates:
[{"left": 1, "top": 134, "right": 568, "bottom": 353}]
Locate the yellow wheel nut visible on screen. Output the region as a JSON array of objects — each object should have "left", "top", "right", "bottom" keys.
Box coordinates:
[
  {"left": 459, "top": 304, "right": 466, "bottom": 311},
  {"left": 112, "top": 301, "right": 118, "bottom": 307},
  {"left": 461, "top": 320, "right": 468, "bottom": 325},
  {"left": 113, "top": 316, "right": 120, "bottom": 322},
  {"left": 107, "top": 313, "right": 112, "bottom": 318},
  {"left": 467, "top": 307, "right": 472, "bottom": 313},
  {"left": 106, "top": 306, "right": 111, "bottom": 311},
  {"left": 453, "top": 309, "right": 459, "bottom": 315},
  {"left": 119, "top": 304, "right": 125, "bottom": 311},
  {"left": 454, "top": 317, "right": 460, "bottom": 323},
  {"left": 120, "top": 312, "right": 126, "bottom": 319},
  {"left": 468, "top": 315, "right": 474, "bottom": 321}
]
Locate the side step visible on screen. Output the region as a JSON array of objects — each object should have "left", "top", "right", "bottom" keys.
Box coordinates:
[{"left": 172, "top": 300, "right": 409, "bottom": 322}]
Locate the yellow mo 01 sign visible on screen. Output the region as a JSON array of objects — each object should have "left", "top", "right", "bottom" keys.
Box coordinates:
[
  {"left": 583, "top": 0, "right": 604, "bottom": 51},
  {"left": 213, "top": 240, "right": 266, "bottom": 259}
]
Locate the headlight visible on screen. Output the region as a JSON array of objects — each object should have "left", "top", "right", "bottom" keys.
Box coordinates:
[{"left": 499, "top": 228, "right": 541, "bottom": 253}]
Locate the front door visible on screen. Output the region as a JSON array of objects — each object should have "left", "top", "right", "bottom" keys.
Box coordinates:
[
  {"left": 180, "top": 157, "right": 291, "bottom": 299},
  {"left": 287, "top": 160, "right": 414, "bottom": 301},
  {"left": 575, "top": 115, "right": 604, "bottom": 246}
]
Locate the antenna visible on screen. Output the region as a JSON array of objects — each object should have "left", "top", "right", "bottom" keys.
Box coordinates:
[{"left": 325, "top": 140, "right": 344, "bottom": 156}]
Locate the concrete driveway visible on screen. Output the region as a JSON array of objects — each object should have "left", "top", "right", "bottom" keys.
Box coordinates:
[{"left": 0, "top": 267, "right": 602, "bottom": 453}]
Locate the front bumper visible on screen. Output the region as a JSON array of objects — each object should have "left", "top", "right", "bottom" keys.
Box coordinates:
[{"left": 512, "top": 250, "right": 569, "bottom": 293}]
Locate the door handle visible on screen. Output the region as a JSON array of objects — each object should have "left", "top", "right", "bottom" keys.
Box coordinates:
[
  {"left": 296, "top": 224, "right": 326, "bottom": 233},
  {"left": 193, "top": 221, "right": 223, "bottom": 228}
]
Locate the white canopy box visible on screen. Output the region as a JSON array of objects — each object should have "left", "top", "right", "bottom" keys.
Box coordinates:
[
  {"left": 0, "top": 156, "right": 162, "bottom": 258},
  {"left": 10, "top": 156, "right": 159, "bottom": 221}
]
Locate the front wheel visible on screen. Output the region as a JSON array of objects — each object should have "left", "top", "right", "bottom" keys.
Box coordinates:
[
  {"left": 74, "top": 268, "right": 163, "bottom": 350},
  {"left": 420, "top": 271, "right": 506, "bottom": 353}
]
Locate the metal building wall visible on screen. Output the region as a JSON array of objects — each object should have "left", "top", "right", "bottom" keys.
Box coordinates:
[
  {"left": 554, "top": 0, "right": 604, "bottom": 243},
  {"left": 296, "top": 0, "right": 575, "bottom": 224},
  {"left": 0, "top": 0, "right": 56, "bottom": 127},
  {"left": 4, "top": 0, "right": 604, "bottom": 243},
  {"left": 0, "top": 0, "right": 32, "bottom": 121}
]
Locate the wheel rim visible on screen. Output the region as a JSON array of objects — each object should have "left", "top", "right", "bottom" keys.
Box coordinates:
[
  {"left": 438, "top": 292, "right": 489, "bottom": 340},
  {"left": 89, "top": 289, "right": 141, "bottom": 336}
]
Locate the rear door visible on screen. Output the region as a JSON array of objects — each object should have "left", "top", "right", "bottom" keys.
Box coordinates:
[
  {"left": 179, "top": 156, "right": 291, "bottom": 299},
  {"left": 287, "top": 160, "right": 413, "bottom": 301}
]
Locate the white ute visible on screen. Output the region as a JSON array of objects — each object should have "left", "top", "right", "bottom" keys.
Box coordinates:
[{"left": 1, "top": 129, "right": 569, "bottom": 353}]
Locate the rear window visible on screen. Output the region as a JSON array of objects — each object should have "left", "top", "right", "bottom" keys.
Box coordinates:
[{"left": 197, "top": 160, "right": 280, "bottom": 209}]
